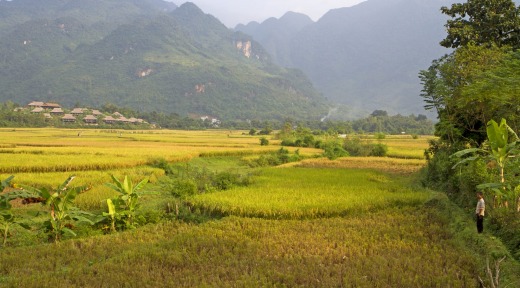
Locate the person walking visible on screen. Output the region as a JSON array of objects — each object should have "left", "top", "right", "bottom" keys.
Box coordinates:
[{"left": 476, "top": 192, "right": 485, "bottom": 233}]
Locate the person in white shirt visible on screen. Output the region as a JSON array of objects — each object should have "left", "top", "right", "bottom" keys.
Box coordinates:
[{"left": 475, "top": 192, "right": 485, "bottom": 233}]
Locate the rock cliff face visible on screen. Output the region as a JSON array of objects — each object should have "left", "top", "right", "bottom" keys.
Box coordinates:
[{"left": 235, "top": 40, "right": 252, "bottom": 58}]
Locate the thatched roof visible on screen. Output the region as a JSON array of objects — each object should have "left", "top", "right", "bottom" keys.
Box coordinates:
[
  {"left": 28, "top": 101, "right": 44, "bottom": 107},
  {"left": 42, "top": 103, "right": 61, "bottom": 109},
  {"left": 83, "top": 115, "right": 97, "bottom": 123},
  {"left": 71, "top": 108, "right": 84, "bottom": 114},
  {"left": 103, "top": 116, "right": 116, "bottom": 123},
  {"left": 61, "top": 114, "right": 76, "bottom": 121},
  {"left": 50, "top": 108, "right": 64, "bottom": 114},
  {"left": 31, "top": 107, "right": 44, "bottom": 113}
]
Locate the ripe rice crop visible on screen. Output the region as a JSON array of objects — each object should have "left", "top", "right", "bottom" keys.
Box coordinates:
[
  {"left": 0, "top": 129, "right": 284, "bottom": 174},
  {"left": 340, "top": 135, "right": 431, "bottom": 158},
  {"left": 187, "top": 167, "right": 430, "bottom": 219},
  {"left": 0, "top": 210, "right": 481, "bottom": 287},
  {"left": 290, "top": 157, "right": 426, "bottom": 174}
]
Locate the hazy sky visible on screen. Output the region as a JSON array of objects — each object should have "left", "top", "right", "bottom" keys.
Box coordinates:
[{"left": 170, "top": 0, "right": 367, "bottom": 27}]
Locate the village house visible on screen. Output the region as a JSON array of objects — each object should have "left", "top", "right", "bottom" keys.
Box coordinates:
[
  {"left": 41, "top": 103, "right": 61, "bottom": 109},
  {"left": 28, "top": 101, "right": 44, "bottom": 108},
  {"left": 31, "top": 107, "right": 44, "bottom": 113},
  {"left": 50, "top": 107, "right": 64, "bottom": 115},
  {"left": 61, "top": 114, "right": 76, "bottom": 123},
  {"left": 70, "top": 108, "right": 85, "bottom": 115},
  {"left": 83, "top": 115, "right": 97, "bottom": 124},
  {"left": 92, "top": 110, "right": 102, "bottom": 116},
  {"left": 103, "top": 116, "right": 116, "bottom": 124}
]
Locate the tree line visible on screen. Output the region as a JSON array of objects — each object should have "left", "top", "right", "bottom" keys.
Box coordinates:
[
  {"left": 0, "top": 101, "right": 434, "bottom": 134},
  {"left": 419, "top": 0, "right": 520, "bottom": 264}
]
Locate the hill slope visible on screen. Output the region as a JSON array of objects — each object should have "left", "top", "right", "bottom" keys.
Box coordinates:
[
  {"left": 236, "top": 0, "right": 454, "bottom": 118},
  {"left": 0, "top": 1, "right": 328, "bottom": 121}
]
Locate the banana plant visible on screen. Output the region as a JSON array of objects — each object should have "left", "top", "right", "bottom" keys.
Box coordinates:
[
  {"left": 452, "top": 118, "right": 520, "bottom": 210},
  {"left": 104, "top": 175, "right": 150, "bottom": 229},
  {"left": 102, "top": 198, "right": 117, "bottom": 233},
  {"left": 0, "top": 176, "right": 33, "bottom": 246},
  {"left": 23, "top": 176, "right": 94, "bottom": 242}
]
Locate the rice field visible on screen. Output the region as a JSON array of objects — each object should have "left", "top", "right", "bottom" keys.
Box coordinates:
[
  {"left": 1, "top": 128, "right": 518, "bottom": 287},
  {"left": 0, "top": 128, "right": 318, "bottom": 197},
  {"left": 188, "top": 167, "right": 430, "bottom": 219}
]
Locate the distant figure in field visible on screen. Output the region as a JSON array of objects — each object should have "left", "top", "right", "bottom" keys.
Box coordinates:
[{"left": 476, "top": 192, "right": 485, "bottom": 233}]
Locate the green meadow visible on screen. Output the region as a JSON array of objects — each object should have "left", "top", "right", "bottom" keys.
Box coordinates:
[{"left": 0, "top": 128, "right": 518, "bottom": 287}]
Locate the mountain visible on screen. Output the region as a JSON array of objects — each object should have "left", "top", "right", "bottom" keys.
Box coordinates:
[
  {"left": 236, "top": 0, "right": 455, "bottom": 119},
  {"left": 235, "top": 12, "right": 313, "bottom": 66},
  {"left": 0, "top": 1, "right": 328, "bottom": 121}
]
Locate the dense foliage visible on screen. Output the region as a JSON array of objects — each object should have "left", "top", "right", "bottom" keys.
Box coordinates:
[{"left": 420, "top": 0, "right": 520, "bottom": 261}]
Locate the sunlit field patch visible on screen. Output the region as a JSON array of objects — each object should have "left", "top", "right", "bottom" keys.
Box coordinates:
[
  {"left": 289, "top": 156, "right": 426, "bottom": 174},
  {"left": 370, "top": 135, "right": 432, "bottom": 159},
  {"left": 187, "top": 167, "right": 430, "bottom": 219}
]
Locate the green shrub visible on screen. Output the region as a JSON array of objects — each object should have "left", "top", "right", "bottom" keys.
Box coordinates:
[
  {"left": 213, "top": 172, "right": 239, "bottom": 190},
  {"left": 149, "top": 157, "right": 173, "bottom": 174},
  {"left": 164, "top": 178, "right": 198, "bottom": 198},
  {"left": 343, "top": 137, "right": 371, "bottom": 156},
  {"left": 260, "top": 137, "right": 269, "bottom": 146},
  {"left": 322, "top": 141, "right": 349, "bottom": 160},
  {"left": 375, "top": 132, "right": 386, "bottom": 140},
  {"left": 488, "top": 209, "right": 520, "bottom": 260},
  {"left": 369, "top": 143, "right": 388, "bottom": 157}
]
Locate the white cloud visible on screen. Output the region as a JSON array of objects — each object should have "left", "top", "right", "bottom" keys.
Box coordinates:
[{"left": 170, "top": 0, "right": 366, "bottom": 27}]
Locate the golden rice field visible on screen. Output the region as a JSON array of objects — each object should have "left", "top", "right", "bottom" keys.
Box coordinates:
[
  {"left": 0, "top": 128, "right": 319, "bottom": 201},
  {"left": 188, "top": 168, "right": 429, "bottom": 219},
  {"left": 1, "top": 128, "right": 518, "bottom": 287},
  {"left": 362, "top": 135, "right": 433, "bottom": 159},
  {"left": 0, "top": 128, "right": 312, "bottom": 174}
]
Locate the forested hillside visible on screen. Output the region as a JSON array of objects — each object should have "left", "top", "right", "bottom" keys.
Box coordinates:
[
  {"left": 236, "top": 0, "right": 454, "bottom": 119},
  {"left": 0, "top": 0, "right": 329, "bottom": 121}
]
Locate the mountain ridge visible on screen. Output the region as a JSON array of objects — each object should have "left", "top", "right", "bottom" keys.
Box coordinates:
[
  {"left": 0, "top": 1, "right": 329, "bottom": 121},
  {"left": 236, "top": 0, "right": 455, "bottom": 118}
]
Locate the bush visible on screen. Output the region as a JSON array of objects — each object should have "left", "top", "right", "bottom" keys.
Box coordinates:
[
  {"left": 369, "top": 143, "right": 388, "bottom": 157},
  {"left": 243, "top": 148, "right": 301, "bottom": 167},
  {"left": 322, "top": 141, "right": 348, "bottom": 160},
  {"left": 375, "top": 132, "right": 386, "bottom": 140},
  {"left": 488, "top": 209, "right": 520, "bottom": 260},
  {"left": 213, "top": 172, "right": 239, "bottom": 190},
  {"left": 166, "top": 178, "right": 198, "bottom": 198},
  {"left": 260, "top": 137, "right": 269, "bottom": 146},
  {"left": 280, "top": 139, "right": 295, "bottom": 146}
]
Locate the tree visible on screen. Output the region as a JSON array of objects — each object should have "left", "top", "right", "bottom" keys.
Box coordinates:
[
  {"left": 440, "top": 0, "right": 520, "bottom": 49},
  {"left": 370, "top": 110, "right": 388, "bottom": 117},
  {"left": 419, "top": 44, "right": 509, "bottom": 144}
]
